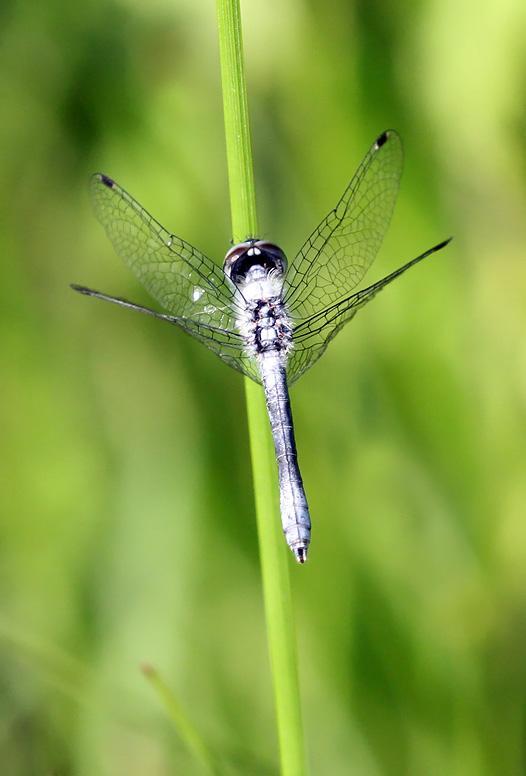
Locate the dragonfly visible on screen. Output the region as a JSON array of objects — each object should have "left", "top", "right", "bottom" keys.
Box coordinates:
[{"left": 72, "top": 129, "right": 451, "bottom": 564}]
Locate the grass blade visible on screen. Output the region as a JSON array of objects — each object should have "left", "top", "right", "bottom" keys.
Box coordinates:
[
  {"left": 142, "top": 664, "right": 218, "bottom": 775},
  {"left": 216, "top": 1, "right": 307, "bottom": 773}
]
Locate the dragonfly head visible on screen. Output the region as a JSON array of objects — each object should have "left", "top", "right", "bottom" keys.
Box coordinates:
[{"left": 223, "top": 240, "right": 287, "bottom": 287}]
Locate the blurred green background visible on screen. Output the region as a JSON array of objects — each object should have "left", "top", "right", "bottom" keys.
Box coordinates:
[{"left": 2, "top": 0, "right": 526, "bottom": 773}]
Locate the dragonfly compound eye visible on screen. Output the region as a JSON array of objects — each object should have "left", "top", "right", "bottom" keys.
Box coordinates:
[{"left": 224, "top": 240, "right": 287, "bottom": 285}]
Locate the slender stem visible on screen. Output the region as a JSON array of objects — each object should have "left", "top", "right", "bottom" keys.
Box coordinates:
[
  {"left": 142, "top": 664, "right": 218, "bottom": 775},
  {"left": 216, "top": 2, "right": 307, "bottom": 774},
  {"left": 216, "top": 0, "right": 257, "bottom": 241}
]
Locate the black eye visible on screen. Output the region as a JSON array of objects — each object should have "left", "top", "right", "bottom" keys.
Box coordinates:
[
  {"left": 225, "top": 244, "right": 249, "bottom": 263},
  {"left": 223, "top": 240, "right": 287, "bottom": 284},
  {"left": 256, "top": 242, "right": 287, "bottom": 264}
]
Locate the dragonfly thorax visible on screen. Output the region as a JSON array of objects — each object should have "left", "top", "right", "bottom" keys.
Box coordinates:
[
  {"left": 238, "top": 295, "right": 292, "bottom": 357},
  {"left": 223, "top": 241, "right": 292, "bottom": 357}
]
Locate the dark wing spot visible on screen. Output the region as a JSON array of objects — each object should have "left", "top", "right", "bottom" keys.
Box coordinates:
[
  {"left": 70, "top": 284, "right": 93, "bottom": 295},
  {"left": 374, "top": 131, "right": 389, "bottom": 149},
  {"left": 99, "top": 173, "right": 115, "bottom": 188}
]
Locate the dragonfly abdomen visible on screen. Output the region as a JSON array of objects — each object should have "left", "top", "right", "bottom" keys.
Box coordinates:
[{"left": 259, "top": 353, "right": 311, "bottom": 563}]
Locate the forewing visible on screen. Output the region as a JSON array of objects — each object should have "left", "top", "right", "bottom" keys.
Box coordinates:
[
  {"left": 91, "top": 173, "right": 238, "bottom": 330},
  {"left": 286, "top": 239, "right": 451, "bottom": 384},
  {"left": 284, "top": 130, "right": 403, "bottom": 319},
  {"left": 90, "top": 173, "right": 261, "bottom": 382}
]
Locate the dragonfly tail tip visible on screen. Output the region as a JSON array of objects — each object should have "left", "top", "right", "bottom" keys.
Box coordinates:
[{"left": 293, "top": 546, "right": 308, "bottom": 564}]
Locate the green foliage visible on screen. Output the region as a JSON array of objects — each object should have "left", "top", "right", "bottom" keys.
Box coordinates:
[{"left": 1, "top": 0, "right": 526, "bottom": 774}]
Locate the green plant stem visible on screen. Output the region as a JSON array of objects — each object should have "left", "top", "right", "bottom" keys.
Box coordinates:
[
  {"left": 216, "top": 2, "right": 307, "bottom": 774},
  {"left": 142, "top": 664, "right": 218, "bottom": 775}
]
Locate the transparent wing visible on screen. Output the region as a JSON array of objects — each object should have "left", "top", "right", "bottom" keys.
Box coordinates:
[
  {"left": 91, "top": 173, "right": 237, "bottom": 326},
  {"left": 286, "top": 239, "right": 452, "bottom": 384},
  {"left": 89, "top": 173, "right": 261, "bottom": 383},
  {"left": 283, "top": 130, "right": 403, "bottom": 319}
]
